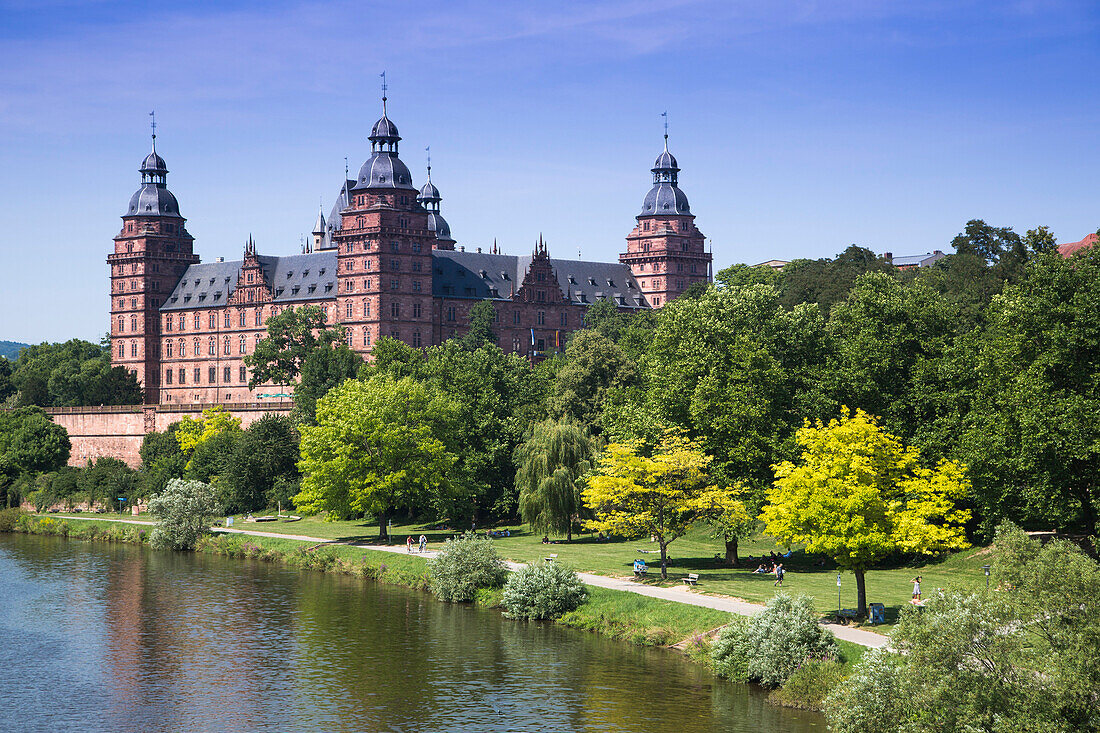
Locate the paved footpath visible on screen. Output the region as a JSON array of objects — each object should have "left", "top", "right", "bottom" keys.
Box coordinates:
[{"left": 52, "top": 516, "right": 888, "bottom": 648}]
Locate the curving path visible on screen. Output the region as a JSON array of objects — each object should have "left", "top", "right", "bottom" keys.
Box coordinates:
[{"left": 47, "top": 515, "right": 889, "bottom": 648}]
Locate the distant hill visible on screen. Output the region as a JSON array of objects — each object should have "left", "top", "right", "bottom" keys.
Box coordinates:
[{"left": 0, "top": 341, "right": 30, "bottom": 360}]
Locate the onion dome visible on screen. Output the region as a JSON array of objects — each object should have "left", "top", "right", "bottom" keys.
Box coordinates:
[
  {"left": 124, "top": 138, "right": 182, "bottom": 218},
  {"left": 640, "top": 135, "right": 690, "bottom": 216},
  {"left": 418, "top": 180, "right": 441, "bottom": 204}
]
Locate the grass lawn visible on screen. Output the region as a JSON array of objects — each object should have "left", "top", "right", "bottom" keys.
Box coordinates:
[
  {"left": 46, "top": 512, "right": 991, "bottom": 629},
  {"left": 210, "top": 515, "right": 991, "bottom": 628}
]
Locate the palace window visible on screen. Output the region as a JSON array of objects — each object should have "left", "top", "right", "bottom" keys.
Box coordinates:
[
  {"left": 390, "top": 329, "right": 400, "bottom": 339},
  {"left": 537, "top": 311, "right": 545, "bottom": 326},
  {"left": 247, "top": 290, "right": 254, "bottom": 303},
  {"left": 537, "top": 290, "right": 545, "bottom": 302},
  {"left": 118, "top": 316, "right": 125, "bottom": 332},
  {"left": 560, "top": 312, "right": 567, "bottom": 327},
  {"left": 412, "top": 331, "right": 422, "bottom": 347},
  {"left": 238, "top": 312, "right": 245, "bottom": 327},
  {"left": 346, "top": 302, "right": 353, "bottom": 318},
  {"left": 390, "top": 242, "right": 400, "bottom": 253},
  {"left": 223, "top": 336, "right": 230, "bottom": 355},
  {"left": 224, "top": 312, "right": 230, "bottom": 328},
  {"left": 390, "top": 279, "right": 399, "bottom": 290},
  {"left": 131, "top": 315, "right": 138, "bottom": 331},
  {"left": 512, "top": 311, "right": 520, "bottom": 325},
  {"left": 130, "top": 298, "right": 136, "bottom": 309},
  {"left": 512, "top": 337, "right": 521, "bottom": 352},
  {"left": 362, "top": 328, "right": 370, "bottom": 346},
  {"left": 178, "top": 314, "right": 185, "bottom": 330},
  {"left": 209, "top": 313, "right": 216, "bottom": 328},
  {"left": 177, "top": 338, "right": 185, "bottom": 356},
  {"left": 118, "top": 342, "right": 124, "bottom": 358},
  {"left": 223, "top": 366, "right": 231, "bottom": 383},
  {"left": 165, "top": 369, "right": 172, "bottom": 385},
  {"left": 192, "top": 338, "right": 199, "bottom": 356},
  {"left": 390, "top": 259, "right": 400, "bottom": 271},
  {"left": 346, "top": 243, "right": 353, "bottom": 253},
  {"left": 193, "top": 313, "right": 200, "bottom": 328},
  {"left": 643, "top": 221, "right": 650, "bottom": 231},
  {"left": 165, "top": 341, "right": 173, "bottom": 358},
  {"left": 194, "top": 367, "right": 201, "bottom": 384},
  {"left": 681, "top": 221, "right": 689, "bottom": 231},
  {"left": 165, "top": 315, "right": 172, "bottom": 332},
  {"left": 390, "top": 302, "right": 401, "bottom": 318},
  {"left": 412, "top": 303, "right": 421, "bottom": 318},
  {"left": 412, "top": 280, "right": 421, "bottom": 292},
  {"left": 209, "top": 367, "right": 216, "bottom": 383},
  {"left": 346, "top": 331, "right": 353, "bottom": 346},
  {"left": 207, "top": 337, "right": 215, "bottom": 355},
  {"left": 446, "top": 306, "right": 456, "bottom": 322},
  {"left": 130, "top": 341, "right": 138, "bottom": 357},
  {"left": 239, "top": 366, "right": 246, "bottom": 382},
  {"left": 254, "top": 310, "right": 262, "bottom": 326},
  {"left": 411, "top": 242, "right": 421, "bottom": 253},
  {"left": 363, "top": 299, "right": 371, "bottom": 317},
  {"left": 412, "top": 261, "right": 421, "bottom": 272},
  {"left": 178, "top": 368, "right": 186, "bottom": 385},
  {"left": 238, "top": 335, "right": 246, "bottom": 354}
]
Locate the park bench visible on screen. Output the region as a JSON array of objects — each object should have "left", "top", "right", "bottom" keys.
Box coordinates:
[
  {"left": 683, "top": 573, "right": 700, "bottom": 587},
  {"left": 633, "top": 563, "right": 648, "bottom": 578},
  {"left": 544, "top": 553, "right": 558, "bottom": 563}
]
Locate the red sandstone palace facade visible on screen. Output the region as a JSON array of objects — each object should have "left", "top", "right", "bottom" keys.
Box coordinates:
[{"left": 109, "top": 99, "right": 712, "bottom": 404}]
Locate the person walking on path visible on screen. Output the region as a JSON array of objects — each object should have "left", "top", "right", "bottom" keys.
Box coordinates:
[
  {"left": 912, "top": 576, "right": 922, "bottom": 602},
  {"left": 418, "top": 534, "right": 428, "bottom": 553},
  {"left": 406, "top": 536, "right": 413, "bottom": 553},
  {"left": 774, "top": 563, "right": 785, "bottom": 587}
]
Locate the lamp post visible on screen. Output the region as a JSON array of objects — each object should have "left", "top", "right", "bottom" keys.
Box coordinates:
[
  {"left": 837, "top": 573, "right": 842, "bottom": 615},
  {"left": 981, "top": 565, "right": 991, "bottom": 590}
]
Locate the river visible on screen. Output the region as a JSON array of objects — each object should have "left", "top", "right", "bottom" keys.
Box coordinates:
[{"left": 0, "top": 534, "right": 823, "bottom": 732}]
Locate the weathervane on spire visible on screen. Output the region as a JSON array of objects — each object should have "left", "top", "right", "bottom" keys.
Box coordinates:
[
  {"left": 425, "top": 145, "right": 432, "bottom": 180},
  {"left": 661, "top": 111, "right": 668, "bottom": 150},
  {"left": 380, "top": 71, "right": 388, "bottom": 114},
  {"left": 149, "top": 110, "right": 157, "bottom": 151}
]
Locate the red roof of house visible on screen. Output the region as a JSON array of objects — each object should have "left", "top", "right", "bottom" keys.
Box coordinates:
[{"left": 1059, "top": 233, "right": 1098, "bottom": 257}]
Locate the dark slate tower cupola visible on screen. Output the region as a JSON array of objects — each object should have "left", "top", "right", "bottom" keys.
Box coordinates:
[
  {"left": 126, "top": 137, "right": 183, "bottom": 218},
  {"left": 353, "top": 94, "right": 416, "bottom": 192},
  {"left": 620, "top": 123, "right": 710, "bottom": 307},
  {"left": 417, "top": 155, "right": 455, "bottom": 250}
]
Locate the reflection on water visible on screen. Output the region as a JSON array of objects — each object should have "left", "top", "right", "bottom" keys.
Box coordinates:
[{"left": 0, "top": 534, "right": 823, "bottom": 733}]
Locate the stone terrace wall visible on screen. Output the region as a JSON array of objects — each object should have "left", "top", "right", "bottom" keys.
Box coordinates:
[{"left": 46, "top": 402, "right": 294, "bottom": 468}]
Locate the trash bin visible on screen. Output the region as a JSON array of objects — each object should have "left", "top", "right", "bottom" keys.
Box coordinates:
[{"left": 869, "top": 603, "right": 885, "bottom": 624}]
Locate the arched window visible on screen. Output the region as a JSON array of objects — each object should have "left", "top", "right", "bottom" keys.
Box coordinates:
[
  {"left": 118, "top": 316, "right": 125, "bottom": 332},
  {"left": 208, "top": 337, "right": 215, "bottom": 355},
  {"left": 192, "top": 338, "right": 199, "bottom": 356},
  {"left": 117, "top": 341, "right": 124, "bottom": 358},
  {"left": 346, "top": 302, "right": 353, "bottom": 318},
  {"left": 223, "top": 312, "right": 230, "bottom": 328},
  {"left": 177, "top": 338, "right": 185, "bottom": 356},
  {"left": 165, "top": 340, "right": 173, "bottom": 358},
  {"left": 193, "top": 313, "right": 200, "bottom": 329},
  {"left": 130, "top": 341, "right": 137, "bottom": 358},
  {"left": 178, "top": 314, "right": 185, "bottom": 331},
  {"left": 130, "top": 315, "right": 138, "bottom": 331},
  {"left": 363, "top": 328, "right": 371, "bottom": 346},
  {"left": 238, "top": 335, "right": 246, "bottom": 354},
  {"left": 223, "top": 336, "right": 230, "bottom": 355}
]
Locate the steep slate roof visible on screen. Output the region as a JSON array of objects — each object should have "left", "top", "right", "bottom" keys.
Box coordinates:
[
  {"left": 160, "top": 251, "right": 338, "bottom": 311},
  {"left": 1059, "top": 232, "right": 1098, "bottom": 257},
  {"left": 431, "top": 250, "right": 647, "bottom": 308}
]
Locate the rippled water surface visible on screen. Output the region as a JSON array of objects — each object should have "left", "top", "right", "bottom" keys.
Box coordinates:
[{"left": 0, "top": 534, "right": 823, "bottom": 732}]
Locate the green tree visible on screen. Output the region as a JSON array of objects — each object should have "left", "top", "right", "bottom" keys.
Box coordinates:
[
  {"left": 292, "top": 343, "right": 362, "bottom": 423},
  {"left": 222, "top": 414, "right": 300, "bottom": 514},
  {"left": 137, "top": 423, "right": 186, "bottom": 497},
  {"left": 515, "top": 419, "right": 597, "bottom": 540},
  {"left": 761, "top": 408, "right": 970, "bottom": 616},
  {"left": 295, "top": 375, "right": 468, "bottom": 533},
  {"left": 547, "top": 330, "right": 635, "bottom": 427},
  {"left": 245, "top": 305, "right": 344, "bottom": 388},
  {"left": 962, "top": 250, "right": 1100, "bottom": 535},
  {"left": 9, "top": 339, "right": 141, "bottom": 407},
  {"left": 78, "top": 457, "right": 136, "bottom": 509},
  {"left": 583, "top": 431, "right": 742, "bottom": 579},
  {"left": 0, "top": 407, "right": 71, "bottom": 507},
  {"left": 458, "top": 300, "right": 498, "bottom": 350},
  {"left": 148, "top": 478, "right": 221, "bottom": 550},
  {"left": 779, "top": 245, "right": 894, "bottom": 315}
]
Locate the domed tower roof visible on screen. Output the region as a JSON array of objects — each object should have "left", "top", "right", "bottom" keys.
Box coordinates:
[
  {"left": 418, "top": 179, "right": 441, "bottom": 203},
  {"left": 640, "top": 133, "right": 691, "bottom": 216},
  {"left": 124, "top": 132, "right": 182, "bottom": 219},
  {"left": 352, "top": 92, "right": 416, "bottom": 192}
]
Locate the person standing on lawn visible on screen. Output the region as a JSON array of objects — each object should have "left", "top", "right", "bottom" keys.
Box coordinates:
[
  {"left": 912, "top": 575, "right": 922, "bottom": 602},
  {"left": 774, "top": 563, "right": 785, "bottom": 587},
  {"left": 419, "top": 534, "right": 427, "bottom": 553}
]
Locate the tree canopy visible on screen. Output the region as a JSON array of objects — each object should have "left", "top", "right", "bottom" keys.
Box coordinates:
[{"left": 515, "top": 419, "right": 597, "bottom": 540}]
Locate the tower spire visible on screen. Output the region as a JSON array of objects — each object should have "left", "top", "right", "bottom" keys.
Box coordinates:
[
  {"left": 380, "top": 71, "right": 388, "bottom": 116},
  {"left": 149, "top": 110, "right": 157, "bottom": 153},
  {"left": 661, "top": 111, "right": 668, "bottom": 151},
  {"left": 425, "top": 145, "right": 431, "bottom": 181}
]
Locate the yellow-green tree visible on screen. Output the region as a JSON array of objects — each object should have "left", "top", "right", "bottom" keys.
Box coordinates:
[
  {"left": 174, "top": 405, "right": 242, "bottom": 469},
  {"left": 583, "top": 432, "right": 744, "bottom": 579},
  {"left": 761, "top": 408, "right": 970, "bottom": 616}
]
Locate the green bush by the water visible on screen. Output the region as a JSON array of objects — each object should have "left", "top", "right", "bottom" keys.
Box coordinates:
[
  {"left": 428, "top": 531, "right": 508, "bottom": 602},
  {"left": 711, "top": 593, "right": 839, "bottom": 688},
  {"left": 769, "top": 659, "right": 848, "bottom": 711},
  {"left": 0, "top": 507, "right": 23, "bottom": 533},
  {"left": 503, "top": 561, "right": 587, "bottom": 620}
]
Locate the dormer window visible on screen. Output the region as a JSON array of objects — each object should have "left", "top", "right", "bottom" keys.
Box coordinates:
[
  {"left": 607, "top": 278, "right": 615, "bottom": 286},
  {"left": 500, "top": 272, "right": 510, "bottom": 280},
  {"left": 287, "top": 271, "right": 293, "bottom": 279},
  {"left": 319, "top": 268, "right": 326, "bottom": 275},
  {"left": 588, "top": 277, "right": 597, "bottom": 286},
  {"left": 479, "top": 270, "right": 488, "bottom": 279},
  {"left": 567, "top": 275, "right": 576, "bottom": 284}
]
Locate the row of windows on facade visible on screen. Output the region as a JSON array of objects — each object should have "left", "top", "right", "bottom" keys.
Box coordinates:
[
  {"left": 635, "top": 262, "right": 699, "bottom": 273},
  {"left": 343, "top": 240, "right": 424, "bottom": 254},
  {"left": 640, "top": 279, "right": 690, "bottom": 291},
  {"left": 115, "top": 280, "right": 159, "bottom": 293},
  {"left": 123, "top": 222, "right": 182, "bottom": 235},
  {"left": 640, "top": 221, "right": 691, "bottom": 233},
  {"left": 347, "top": 213, "right": 413, "bottom": 229},
  {"left": 343, "top": 258, "right": 425, "bottom": 273},
  {"left": 162, "top": 335, "right": 261, "bottom": 358},
  {"left": 164, "top": 365, "right": 247, "bottom": 386},
  {"left": 341, "top": 328, "right": 555, "bottom": 353}
]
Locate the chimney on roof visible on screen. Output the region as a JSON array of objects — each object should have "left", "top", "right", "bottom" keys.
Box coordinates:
[
  {"left": 216, "top": 257, "right": 224, "bottom": 263},
  {"left": 477, "top": 247, "right": 482, "bottom": 253},
  {"left": 459, "top": 245, "right": 465, "bottom": 252},
  {"left": 883, "top": 252, "right": 893, "bottom": 263}
]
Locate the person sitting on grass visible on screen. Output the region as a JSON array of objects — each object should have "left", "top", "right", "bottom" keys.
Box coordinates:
[{"left": 752, "top": 564, "right": 768, "bottom": 574}]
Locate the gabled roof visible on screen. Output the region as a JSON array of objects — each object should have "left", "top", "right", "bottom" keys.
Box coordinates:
[
  {"left": 1059, "top": 233, "right": 1098, "bottom": 258},
  {"left": 160, "top": 251, "right": 338, "bottom": 311},
  {"left": 431, "top": 250, "right": 647, "bottom": 308}
]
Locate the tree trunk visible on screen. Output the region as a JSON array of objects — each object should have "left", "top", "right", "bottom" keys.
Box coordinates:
[
  {"left": 854, "top": 567, "right": 868, "bottom": 618},
  {"left": 724, "top": 537, "right": 739, "bottom": 566},
  {"left": 567, "top": 523, "right": 572, "bottom": 542},
  {"left": 378, "top": 511, "right": 389, "bottom": 542},
  {"left": 659, "top": 541, "right": 669, "bottom": 580}
]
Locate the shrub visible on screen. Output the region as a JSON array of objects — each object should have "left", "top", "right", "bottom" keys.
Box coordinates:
[
  {"left": 769, "top": 659, "right": 848, "bottom": 711},
  {"left": 0, "top": 507, "right": 23, "bottom": 533},
  {"left": 502, "top": 561, "right": 587, "bottom": 620},
  {"left": 147, "top": 478, "right": 221, "bottom": 551},
  {"left": 427, "top": 531, "right": 507, "bottom": 602},
  {"left": 824, "top": 647, "right": 907, "bottom": 733},
  {"left": 710, "top": 614, "right": 753, "bottom": 681},
  {"left": 712, "top": 593, "right": 839, "bottom": 688}
]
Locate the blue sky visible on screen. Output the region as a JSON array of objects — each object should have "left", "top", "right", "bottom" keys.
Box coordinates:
[{"left": 1, "top": 0, "right": 1098, "bottom": 343}]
